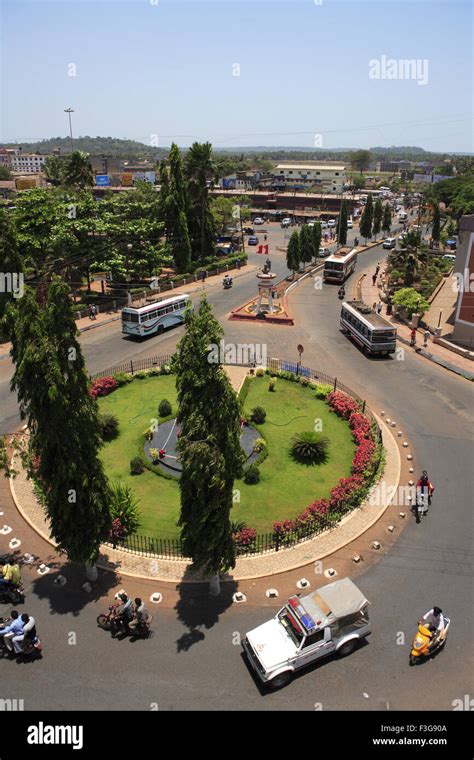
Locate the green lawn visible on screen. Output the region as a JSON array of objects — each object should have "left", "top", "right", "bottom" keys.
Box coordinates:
[{"left": 98, "top": 374, "right": 355, "bottom": 538}]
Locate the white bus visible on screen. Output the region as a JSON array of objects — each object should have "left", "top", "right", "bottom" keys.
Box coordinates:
[
  {"left": 323, "top": 247, "right": 358, "bottom": 283},
  {"left": 340, "top": 301, "right": 397, "bottom": 356},
  {"left": 121, "top": 294, "right": 191, "bottom": 338}
]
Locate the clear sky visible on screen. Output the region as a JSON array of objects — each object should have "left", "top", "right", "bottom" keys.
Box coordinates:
[{"left": 1, "top": 0, "right": 472, "bottom": 152}]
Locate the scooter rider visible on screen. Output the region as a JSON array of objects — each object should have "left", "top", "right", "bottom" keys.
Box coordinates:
[
  {"left": 129, "top": 598, "right": 149, "bottom": 633},
  {"left": 420, "top": 607, "right": 444, "bottom": 651},
  {"left": 113, "top": 593, "right": 134, "bottom": 635},
  {"left": 0, "top": 559, "right": 21, "bottom": 593},
  {"left": 338, "top": 285, "right": 345, "bottom": 299},
  {"left": 0, "top": 610, "right": 24, "bottom": 652},
  {"left": 12, "top": 613, "right": 36, "bottom": 654},
  {"left": 417, "top": 470, "right": 435, "bottom": 505}
]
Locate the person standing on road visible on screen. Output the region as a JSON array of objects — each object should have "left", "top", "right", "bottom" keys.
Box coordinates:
[
  {"left": 372, "top": 272, "right": 377, "bottom": 286},
  {"left": 375, "top": 262, "right": 380, "bottom": 276},
  {"left": 423, "top": 329, "right": 430, "bottom": 348},
  {"left": 410, "top": 328, "right": 417, "bottom": 346},
  {"left": 376, "top": 302, "right": 383, "bottom": 314}
]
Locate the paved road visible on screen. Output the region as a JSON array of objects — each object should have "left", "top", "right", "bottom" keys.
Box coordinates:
[{"left": 0, "top": 223, "right": 472, "bottom": 711}]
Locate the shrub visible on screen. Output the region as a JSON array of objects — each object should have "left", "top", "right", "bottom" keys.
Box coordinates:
[
  {"left": 134, "top": 370, "right": 148, "bottom": 379},
  {"left": 299, "top": 377, "right": 310, "bottom": 387},
  {"left": 149, "top": 448, "right": 160, "bottom": 463},
  {"left": 352, "top": 438, "right": 376, "bottom": 475},
  {"left": 244, "top": 464, "right": 260, "bottom": 484},
  {"left": 232, "top": 526, "right": 257, "bottom": 551},
  {"left": 130, "top": 456, "right": 145, "bottom": 475},
  {"left": 327, "top": 390, "right": 359, "bottom": 419},
  {"left": 113, "top": 372, "right": 133, "bottom": 387},
  {"left": 268, "top": 379, "right": 276, "bottom": 392},
  {"left": 250, "top": 406, "right": 266, "bottom": 424},
  {"left": 109, "top": 482, "right": 140, "bottom": 542},
  {"left": 253, "top": 437, "right": 266, "bottom": 453},
  {"left": 256, "top": 368, "right": 265, "bottom": 377},
  {"left": 90, "top": 376, "right": 118, "bottom": 399},
  {"left": 99, "top": 413, "right": 119, "bottom": 441},
  {"left": 329, "top": 475, "right": 365, "bottom": 510},
  {"left": 291, "top": 431, "right": 329, "bottom": 464},
  {"left": 315, "top": 383, "right": 333, "bottom": 400},
  {"left": 158, "top": 399, "right": 172, "bottom": 417},
  {"left": 159, "top": 364, "right": 172, "bottom": 375}
]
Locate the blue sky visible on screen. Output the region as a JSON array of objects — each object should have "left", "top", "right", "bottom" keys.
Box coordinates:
[{"left": 1, "top": 0, "right": 472, "bottom": 151}]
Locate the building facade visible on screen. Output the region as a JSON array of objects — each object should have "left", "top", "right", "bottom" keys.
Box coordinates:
[
  {"left": 451, "top": 214, "right": 474, "bottom": 349},
  {"left": 11, "top": 153, "right": 47, "bottom": 173},
  {"left": 273, "top": 162, "right": 346, "bottom": 192}
]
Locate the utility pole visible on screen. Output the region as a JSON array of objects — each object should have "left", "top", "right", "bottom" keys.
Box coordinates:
[{"left": 64, "top": 107, "right": 75, "bottom": 153}]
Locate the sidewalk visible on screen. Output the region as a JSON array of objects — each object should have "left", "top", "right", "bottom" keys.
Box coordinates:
[
  {"left": 0, "top": 263, "right": 258, "bottom": 360},
  {"left": 358, "top": 265, "right": 474, "bottom": 380}
]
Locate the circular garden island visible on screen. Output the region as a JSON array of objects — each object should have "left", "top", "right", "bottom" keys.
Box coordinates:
[{"left": 93, "top": 367, "right": 382, "bottom": 552}]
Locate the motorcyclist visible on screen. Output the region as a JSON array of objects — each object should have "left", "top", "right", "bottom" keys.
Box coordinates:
[
  {"left": 417, "top": 470, "right": 435, "bottom": 504},
  {"left": 420, "top": 607, "right": 444, "bottom": 651},
  {"left": 0, "top": 559, "right": 21, "bottom": 593},
  {"left": 113, "top": 593, "right": 134, "bottom": 635},
  {"left": 0, "top": 610, "right": 24, "bottom": 653},
  {"left": 338, "top": 285, "right": 345, "bottom": 299},
  {"left": 129, "top": 598, "right": 150, "bottom": 634},
  {"left": 12, "top": 613, "right": 36, "bottom": 655}
]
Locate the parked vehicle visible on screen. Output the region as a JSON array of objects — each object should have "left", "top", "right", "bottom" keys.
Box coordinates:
[
  {"left": 383, "top": 237, "right": 397, "bottom": 249},
  {"left": 253, "top": 217, "right": 264, "bottom": 225},
  {"left": 281, "top": 218, "right": 291, "bottom": 228},
  {"left": 318, "top": 247, "right": 331, "bottom": 258},
  {"left": 347, "top": 219, "right": 353, "bottom": 229},
  {"left": 409, "top": 616, "right": 450, "bottom": 665},
  {"left": 248, "top": 236, "right": 259, "bottom": 245},
  {"left": 443, "top": 253, "right": 456, "bottom": 263},
  {"left": 327, "top": 219, "right": 337, "bottom": 228},
  {"left": 243, "top": 226, "right": 254, "bottom": 235},
  {"left": 243, "top": 578, "right": 371, "bottom": 689}
]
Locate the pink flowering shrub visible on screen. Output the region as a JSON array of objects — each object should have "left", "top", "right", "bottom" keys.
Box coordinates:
[
  {"left": 327, "top": 391, "right": 359, "bottom": 419},
  {"left": 352, "top": 438, "right": 376, "bottom": 474},
  {"left": 329, "top": 475, "right": 365, "bottom": 510},
  {"left": 90, "top": 376, "right": 118, "bottom": 399},
  {"left": 233, "top": 526, "right": 257, "bottom": 550},
  {"left": 109, "top": 517, "right": 125, "bottom": 547}
]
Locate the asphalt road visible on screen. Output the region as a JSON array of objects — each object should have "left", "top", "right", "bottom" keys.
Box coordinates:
[{"left": 0, "top": 222, "right": 473, "bottom": 710}]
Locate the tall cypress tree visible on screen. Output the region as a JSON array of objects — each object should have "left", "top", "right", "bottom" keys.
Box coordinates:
[
  {"left": 0, "top": 208, "right": 23, "bottom": 342},
  {"left": 286, "top": 230, "right": 300, "bottom": 277},
  {"left": 432, "top": 203, "right": 441, "bottom": 242},
  {"left": 185, "top": 142, "right": 217, "bottom": 262},
  {"left": 337, "top": 200, "right": 348, "bottom": 245},
  {"left": 360, "top": 194, "right": 373, "bottom": 243},
  {"left": 164, "top": 144, "right": 191, "bottom": 273},
  {"left": 299, "top": 224, "right": 313, "bottom": 266},
  {"left": 373, "top": 198, "right": 383, "bottom": 240},
  {"left": 175, "top": 298, "right": 244, "bottom": 594},
  {"left": 10, "top": 279, "right": 112, "bottom": 566},
  {"left": 311, "top": 221, "right": 322, "bottom": 259},
  {"left": 382, "top": 203, "right": 392, "bottom": 236}
]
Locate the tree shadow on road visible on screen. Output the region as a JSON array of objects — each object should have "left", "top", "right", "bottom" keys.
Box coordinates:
[
  {"left": 29, "top": 561, "right": 120, "bottom": 617},
  {"left": 174, "top": 577, "right": 238, "bottom": 653}
]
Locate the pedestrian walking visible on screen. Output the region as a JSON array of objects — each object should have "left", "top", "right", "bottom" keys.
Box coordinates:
[
  {"left": 372, "top": 273, "right": 377, "bottom": 286},
  {"left": 376, "top": 302, "right": 383, "bottom": 314},
  {"left": 423, "top": 329, "right": 430, "bottom": 348},
  {"left": 375, "top": 262, "right": 380, "bottom": 276},
  {"left": 410, "top": 328, "right": 417, "bottom": 347}
]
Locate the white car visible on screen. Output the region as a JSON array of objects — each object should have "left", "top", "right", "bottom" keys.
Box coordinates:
[
  {"left": 327, "top": 219, "right": 336, "bottom": 228},
  {"left": 318, "top": 247, "right": 331, "bottom": 257},
  {"left": 281, "top": 218, "right": 291, "bottom": 228},
  {"left": 347, "top": 219, "right": 353, "bottom": 229},
  {"left": 243, "top": 578, "right": 371, "bottom": 690},
  {"left": 383, "top": 237, "right": 397, "bottom": 249},
  {"left": 253, "top": 217, "right": 264, "bottom": 225}
]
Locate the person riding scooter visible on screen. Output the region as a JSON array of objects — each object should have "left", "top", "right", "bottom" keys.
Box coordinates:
[
  {"left": 223, "top": 275, "right": 233, "bottom": 289},
  {"left": 112, "top": 593, "right": 134, "bottom": 636},
  {"left": 0, "top": 559, "right": 21, "bottom": 594},
  {"left": 128, "top": 598, "right": 150, "bottom": 635},
  {"left": 338, "top": 285, "right": 345, "bottom": 300},
  {"left": 418, "top": 607, "right": 445, "bottom": 653},
  {"left": 417, "top": 470, "right": 435, "bottom": 505}
]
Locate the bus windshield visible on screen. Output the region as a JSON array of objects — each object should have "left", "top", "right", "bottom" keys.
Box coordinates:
[
  {"left": 122, "top": 311, "right": 139, "bottom": 323},
  {"left": 325, "top": 262, "right": 344, "bottom": 271}
]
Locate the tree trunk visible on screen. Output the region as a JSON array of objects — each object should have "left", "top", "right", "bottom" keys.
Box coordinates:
[
  {"left": 85, "top": 561, "right": 98, "bottom": 582},
  {"left": 209, "top": 573, "right": 220, "bottom": 596}
]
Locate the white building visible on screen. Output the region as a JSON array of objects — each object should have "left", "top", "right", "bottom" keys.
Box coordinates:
[
  {"left": 12, "top": 153, "right": 47, "bottom": 173},
  {"left": 274, "top": 162, "right": 346, "bottom": 192}
]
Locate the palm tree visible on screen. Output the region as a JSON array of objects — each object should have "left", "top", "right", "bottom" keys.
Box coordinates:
[
  {"left": 389, "top": 231, "right": 427, "bottom": 286},
  {"left": 43, "top": 155, "right": 64, "bottom": 186},
  {"left": 185, "top": 142, "right": 217, "bottom": 261},
  {"left": 63, "top": 151, "right": 94, "bottom": 189}
]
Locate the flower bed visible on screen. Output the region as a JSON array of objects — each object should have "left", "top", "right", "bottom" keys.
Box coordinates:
[{"left": 90, "top": 376, "right": 118, "bottom": 399}]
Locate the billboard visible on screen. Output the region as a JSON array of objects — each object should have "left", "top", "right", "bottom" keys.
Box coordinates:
[
  {"left": 95, "top": 174, "right": 110, "bottom": 187},
  {"left": 121, "top": 173, "right": 134, "bottom": 186}
]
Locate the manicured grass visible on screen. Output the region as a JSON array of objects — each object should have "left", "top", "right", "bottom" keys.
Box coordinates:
[{"left": 98, "top": 374, "right": 355, "bottom": 538}]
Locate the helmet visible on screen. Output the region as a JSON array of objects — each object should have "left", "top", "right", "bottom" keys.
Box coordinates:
[{"left": 433, "top": 606, "right": 442, "bottom": 617}]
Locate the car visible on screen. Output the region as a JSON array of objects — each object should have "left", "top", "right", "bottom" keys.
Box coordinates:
[
  {"left": 243, "top": 226, "right": 254, "bottom": 235},
  {"left": 318, "top": 247, "right": 331, "bottom": 257},
  {"left": 347, "top": 219, "right": 353, "bottom": 229},
  {"left": 248, "top": 236, "right": 259, "bottom": 245},
  {"left": 253, "top": 217, "right": 264, "bottom": 225},
  {"left": 443, "top": 253, "right": 456, "bottom": 263},
  {"left": 281, "top": 218, "right": 291, "bottom": 228},
  {"left": 327, "top": 219, "right": 336, "bottom": 228},
  {"left": 383, "top": 237, "right": 397, "bottom": 249},
  {"left": 243, "top": 578, "right": 371, "bottom": 690}
]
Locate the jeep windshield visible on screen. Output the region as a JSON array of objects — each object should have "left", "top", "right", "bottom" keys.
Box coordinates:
[{"left": 278, "top": 608, "right": 305, "bottom": 646}]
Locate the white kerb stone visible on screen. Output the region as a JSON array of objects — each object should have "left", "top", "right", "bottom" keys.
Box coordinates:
[
  {"left": 296, "top": 578, "right": 310, "bottom": 589},
  {"left": 266, "top": 588, "right": 279, "bottom": 598},
  {"left": 37, "top": 564, "right": 50, "bottom": 575},
  {"left": 324, "top": 568, "right": 337, "bottom": 578},
  {"left": 9, "top": 538, "right": 21, "bottom": 550},
  {"left": 150, "top": 592, "right": 163, "bottom": 604},
  {"left": 372, "top": 541, "right": 381, "bottom": 550},
  {"left": 233, "top": 592, "right": 247, "bottom": 604}
]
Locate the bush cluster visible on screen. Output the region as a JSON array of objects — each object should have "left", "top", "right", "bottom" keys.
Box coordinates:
[{"left": 90, "top": 376, "right": 118, "bottom": 399}]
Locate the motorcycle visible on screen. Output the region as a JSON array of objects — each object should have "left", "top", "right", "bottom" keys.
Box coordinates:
[
  {"left": 223, "top": 277, "right": 233, "bottom": 290},
  {"left": 338, "top": 288, "right": 346, "bottom": 300},
  {"left": 0, "top": 616, "right": 43, "bottom": 659},
  {"left": 409, "top": 616, "right": 450, "bottom": 665},
  {"left": 97, "top": 604, "right": 152, "bottom": 639},
  {"left": 412, "top": 488, "right": 432, "bottom": 523},
  {"left": 0, "top": 583, "right": 25, "bottom": 605}
]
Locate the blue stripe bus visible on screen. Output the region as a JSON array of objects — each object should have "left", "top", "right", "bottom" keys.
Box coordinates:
[{"left": 121, "top": 294, "right": 191, "bottom": 338}]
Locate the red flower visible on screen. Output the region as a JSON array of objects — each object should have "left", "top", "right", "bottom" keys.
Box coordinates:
[
  {"left": 89, "top": 376, "right": 118, "bottom": 399},
  {"left": 327, "top": 391, "right": 359, "bottom": 419}
]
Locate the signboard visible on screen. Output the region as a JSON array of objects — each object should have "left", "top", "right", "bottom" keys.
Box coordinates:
[
  {"left": 95, "top": 174, "right": 110, "bottom": 187},
  {"left": 121, "top": 173, "right": 134, "bottom": 187}
]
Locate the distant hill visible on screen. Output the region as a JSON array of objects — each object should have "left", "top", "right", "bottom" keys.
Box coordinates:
[{"left": 3, "top": 136, "right": 167, "bottom": 159}]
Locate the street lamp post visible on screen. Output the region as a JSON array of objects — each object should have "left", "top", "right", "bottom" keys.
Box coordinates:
[{"left": 64, "top": 107, "right": 75, "bottom": 153}]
